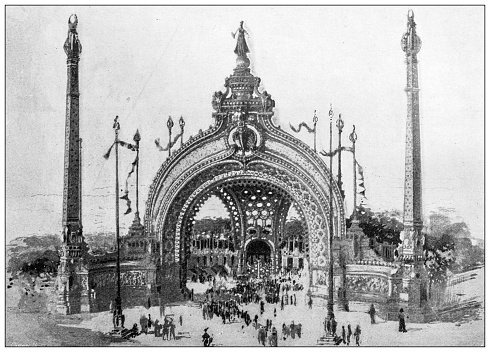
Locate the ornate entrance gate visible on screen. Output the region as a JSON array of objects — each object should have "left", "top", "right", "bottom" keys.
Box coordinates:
[
  {"left": 54, "top": 20, "right": 431, "bottom": 316},
  {"left": 246, "top": 239, "right": 272, "bottom": 279},
  {"left": 144, "top": 28, "right": 346, "bottom": 300},
  {"left": 246, "top": 239, "right": 271, "bottom": 265}
]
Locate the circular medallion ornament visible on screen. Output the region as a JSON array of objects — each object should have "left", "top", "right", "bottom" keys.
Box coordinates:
[{"left": 228, "top": 122, "right": 262, "bottom": 157}]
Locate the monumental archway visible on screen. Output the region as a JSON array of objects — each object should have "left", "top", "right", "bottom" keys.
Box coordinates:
[{"left": 143, "top": 38, "right": 346, "bottom": 298}]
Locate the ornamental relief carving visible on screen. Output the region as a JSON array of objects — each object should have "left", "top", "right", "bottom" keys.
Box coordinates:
[
  {"left": 261, "top": 149, "right": 344, "bottom": 236},
  {"left": 144, "top": 120, "right": 226, "bottom": 230},
  {"left": 122, "top": 271, "right": 147, "bottom": 286},
  {"left": 81, "top": 276, "right": 88, "bottom": 290},
  {"left": 316, "top": 271, "right": 327, "bottom": 286},
  {"left": 258, "top": 117, "right": 346, "bottom": 223},
  {"left": 92, "top": 272, "right": 114, "bottom": 287},
  {"left": 91, "top": 271, "right": 147, "bottom": 288},
  {"left": 149, "top": 138, "right": 229, "bottom": 228},
  {"left": 228, "top": 122, "right": 262, "bottom": 159},
  {"left": 266, "top": 140, "right": 324, "bottom": 182},
  {"left": 345, "top": 275, "right": 389, "bottom": 294}
]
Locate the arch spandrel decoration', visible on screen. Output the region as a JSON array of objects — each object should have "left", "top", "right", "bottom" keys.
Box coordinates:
[
  {"left": 258, "top": 113, "right": 346, "bottom": 235},
  {"left": 144, "top": 124, "right": 231, "bottom": 234}
]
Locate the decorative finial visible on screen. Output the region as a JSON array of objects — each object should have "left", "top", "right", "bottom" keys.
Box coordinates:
[
  {"left": 64, "top": 14, "right": 82, "bottom": 57},
  {"left": 133, "top": 129, "right": 141, "bottom": 143},
  {"left": 401, "top": 10, "right": 421, "bottom": 55},
  {"left": 349, "top": 125, "right": 357, "bottom": 143},
  {"left": 313, "top": 110, "right": 318, "bottom": 124},
  {"left": 68, "top": 14, "right": 78, "bottom": 31},
  {"left": 232, "top": 21, "right": 250, "bottom": 68},
  {"left": 113, "top": 116, "right": 120, "bottom": 131},
  {"left": 336, "top": 113, "right": 344, "bottom": 132},
  {"left": 167, "top": 116, "right": 174, "bottom": 130}
]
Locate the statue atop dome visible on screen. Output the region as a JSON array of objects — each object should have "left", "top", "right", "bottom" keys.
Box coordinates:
[
  {"left": 232, "top": 21, "right": 250, "bottom": 68},
  {"left": 232, "top": 21, "right": 250, "bottom": 56}
]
